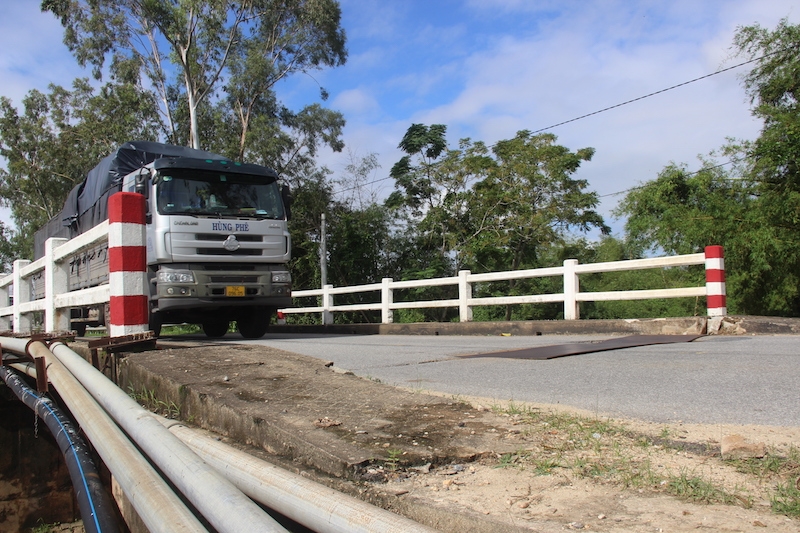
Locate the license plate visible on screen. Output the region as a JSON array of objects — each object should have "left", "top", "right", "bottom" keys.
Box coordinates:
[{"left": 226, "top": 285, "right": 245, "bottom": 297}]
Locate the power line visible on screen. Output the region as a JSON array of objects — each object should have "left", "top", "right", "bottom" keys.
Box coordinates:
[
  {"left": 598, "top": 157, "right": 748, "bottom": 198},
  {"left": 332, "top": 50, "right": 775, "bottom": 197},
  {"left": 528, "top": 54, "right": 768, "bottom": 135}
]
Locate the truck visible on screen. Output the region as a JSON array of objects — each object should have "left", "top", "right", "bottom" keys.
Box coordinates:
[{"left": 33, "top": 141, "right": 292, "bottom": 338}]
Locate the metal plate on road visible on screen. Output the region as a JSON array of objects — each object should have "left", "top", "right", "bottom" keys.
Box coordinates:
[
  {"left": 225, "top": 285, "right": 245, "bottom": 297},
  {"left": 464, "top": 334, "right": 704, "bottom": 360}
]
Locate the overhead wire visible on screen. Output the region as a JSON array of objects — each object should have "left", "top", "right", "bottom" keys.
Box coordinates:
[
  {"left": 598, "top": 157, "right": 749, "bottom": 199},
  {"left": 331, "top": 49, "right": 781, "bottom": 198}
]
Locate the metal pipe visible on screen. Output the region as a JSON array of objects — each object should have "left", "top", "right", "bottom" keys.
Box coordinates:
[
  {"left": 23, "top": 341, "right": 210, "bottom": 533},
  {"left": 0, "top": 364, "right": 121, "bottom": 533},
  {"left": 157, "top": 417, "right": 440, "bottom": 533},
  {"left": 0, "top": 336, "right": 32, "bottom": 356},
  {"left": 46, "top": 341, "right": 288, "bottom": 533},
  {"left": 9, "top": 361, "right": 37, "bottom": 378}
]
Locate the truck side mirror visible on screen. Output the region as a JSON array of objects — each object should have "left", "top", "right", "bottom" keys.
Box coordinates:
[
  {"left": 134, "top": 170, "right": 148, "bottom": 197},
  {"left": 135, "top": 170, "right": 152, "bottom": 223},
  {"left": 281, "top": 184, "right": 293, "bottom": 221}
]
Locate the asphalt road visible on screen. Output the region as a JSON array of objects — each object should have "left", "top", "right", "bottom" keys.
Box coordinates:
[{"left": 216, "top": 333, "right": 799, "bottom": 427}]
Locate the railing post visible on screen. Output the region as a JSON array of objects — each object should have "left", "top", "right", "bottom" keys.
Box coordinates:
[
  {"left": 13, "top": 259, "right": 31, "bottom": 333},
  {"left": 563, "top": 259, "right": 579, "bottom": 320},
  {"left": 321, "top": 284, "right": 334, "bottom": 325},
  {"left": 44, "top": 237, "right": 69, "bottom": 332},
  {"left": 108, "top": 192, "right": 149, "bottom": 337},
  {"left": 0, "top": 280, "right": 8, "bottom": 331},
  {"left": 381, "top": 278, "right": 394, "bottom": 324},
  {"left": 705, "top": 246, "right": 727, "bottom": 316},
  {"left": 459, "top": 270, "right": 473, "bottom": 322}
]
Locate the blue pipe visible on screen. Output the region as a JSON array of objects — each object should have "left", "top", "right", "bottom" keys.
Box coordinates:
[{"left": 0, "top": 364, "right": 121, "bottom": 533}]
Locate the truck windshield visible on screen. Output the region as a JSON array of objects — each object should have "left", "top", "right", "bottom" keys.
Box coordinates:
[{"left": 156, "top": 169, "right": 285, "bottom": 219}]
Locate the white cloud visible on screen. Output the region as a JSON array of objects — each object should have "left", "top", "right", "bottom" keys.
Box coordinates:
[{"left": 331, "top": 88, "right": 381, "bottom": 118}]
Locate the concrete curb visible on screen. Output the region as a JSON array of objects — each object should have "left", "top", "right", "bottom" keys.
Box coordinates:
[{"left": 269, "top": 315, "right": 800, "bottom": 336}]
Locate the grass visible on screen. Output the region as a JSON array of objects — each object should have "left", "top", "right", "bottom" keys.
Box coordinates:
[
  {"left": 724, "top": 445, "right": 800, "bottom": 517},
  {"left": 483, "top": 403, "right": 800, "bottom": 514},
  {"left": 666, "top": 470, "right": 740, "bottom": 505},
  {"left": 128, "top": 385, "right": 180, "bottom": 418},
  {"left": 772, "top": 480, "right": 800, "bottom": 517},
  {"left": 28, "top": 520, "right": 77, "bottom": 533},
  {"left": 385, "top": 448, "right": 403, "bottom": 471},
  {"left": 161, "top": 323, "right": 203, "bottom": 335}
]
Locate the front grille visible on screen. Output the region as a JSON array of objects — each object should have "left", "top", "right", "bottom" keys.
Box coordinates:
[
  {"left": 201, "top": 264, "right": 258, "bottom": 271},
  {"left": 196, "top": 233, "right": 263, "bottom": 242},
  {"left": 196, "top": 248, "right": 262, "bottom": 256},
  {"left": 208, "top": 275, "right": 259, "bottom": 283}
]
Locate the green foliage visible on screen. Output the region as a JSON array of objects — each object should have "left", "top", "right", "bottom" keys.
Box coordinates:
[
  {"left": 465, "top": 132, "right": 609, "bottom": 322},
  {"left": 0, "top": 79, "right": 159, "bottom": 264},
  {"left": 614, "top": 19, "right": 800, "bottom": 317},
  {"left": 385, "top": 125, "right": 608, "bottom": 321},
  {"left": 666, "top": 471, "right": 739, "bottom": 505},
  {"left": 772, "top": 480, "right": 800, "bottom": 517}
]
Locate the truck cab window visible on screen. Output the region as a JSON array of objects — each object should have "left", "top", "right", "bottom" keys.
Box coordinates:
[{"left": 156, "top": 170, "right": 284, "bottom": 219}]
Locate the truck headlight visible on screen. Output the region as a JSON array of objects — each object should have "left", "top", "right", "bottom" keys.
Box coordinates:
[
  {"left": 271, "top": 271, "right": 291, "bottom": 284},
  {"left": 157, "top": 270, "right": 195, "bottom": 283}
]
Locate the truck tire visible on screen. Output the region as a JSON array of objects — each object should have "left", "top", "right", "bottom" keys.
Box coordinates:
[
  {"left": 236, "top": 311, "right": 270, "bottom": 339},
  {"left": 149, "top": 314, "right": 162, "bottom": 337},
  {"left": 73, "top": 323, "right": 87, "bottom": 337},
  {"left": 202, "top": 321, "right": 229, "bottom": 338}
]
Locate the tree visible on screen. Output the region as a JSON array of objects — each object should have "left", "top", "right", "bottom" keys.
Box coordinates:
[
  {"left": 466, "top": 131, "right": 609, "bottom": 274},
  {"left": 0, "top": 79, "right": 160, "bottom": 261},
  {"left": 42, "top": 0, "right": 347, "bottom": 150},
  {"left": 615, "top": 19, "right": 800, "bottom": 317},
  {"left": 385, "top": 125, "right": 608, "bottom": 321},
  {"left": 734, "top": 18, "right": 800, "bottom": 199},
  {"left": 386, "top": 125, "right": 493, "bottom": 274},
  {"left": 615, "top": 151, "right": 800, "bottom": 316}
]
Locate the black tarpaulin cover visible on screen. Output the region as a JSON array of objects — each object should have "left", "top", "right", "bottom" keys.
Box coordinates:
[{"left": 34, "top": 141, "right": 225, "bottom": 259}]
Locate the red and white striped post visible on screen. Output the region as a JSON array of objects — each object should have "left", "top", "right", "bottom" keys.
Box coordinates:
[
  {"left": 108, "top": 192, "right": 149, "bottom": 337},
  {"left": 705, "top": 245, "right": 727, "bottom": 317}
]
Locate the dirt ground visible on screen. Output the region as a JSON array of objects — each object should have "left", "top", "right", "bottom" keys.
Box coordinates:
[{"left": 348, "top": 394, "right": 800, "bottom": 533}]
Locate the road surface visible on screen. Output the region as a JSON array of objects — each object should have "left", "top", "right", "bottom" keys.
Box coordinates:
[{"left": 180, "top": 332, "right": 798, "bottom": 427}]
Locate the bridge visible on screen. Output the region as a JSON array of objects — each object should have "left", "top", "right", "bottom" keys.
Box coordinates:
[{"left": 1, "top": 194, "right": 798, "bottom": 531}]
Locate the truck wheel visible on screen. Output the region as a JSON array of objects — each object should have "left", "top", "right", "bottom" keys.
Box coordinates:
[
  {"left": 236, "top": 312, "right": 270, "bottom": 339},
  {"left": 149, "top": 316, "right": 162, "bottom": 337},
  {"left": 202, "top": 321, "right": 229, "bottom": 338}
]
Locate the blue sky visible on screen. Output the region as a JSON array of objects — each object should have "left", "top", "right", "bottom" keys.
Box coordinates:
[{"left": 1, "top": 0, "right": 798, "bottom": 236}]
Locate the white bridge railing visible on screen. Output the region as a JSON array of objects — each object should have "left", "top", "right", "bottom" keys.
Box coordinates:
[
  {"left": 0, "top": 222, "right": 111, "bottom": 333},
  {"left": 281, "top": 246, "right": 727, "bottom": 325},
  {"left": 0, "top": 191, "right": 150, "bottom": 336}
]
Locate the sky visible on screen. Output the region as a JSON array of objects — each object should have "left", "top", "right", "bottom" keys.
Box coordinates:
[{"left": 0, "top": 0, "right": 798, "bottom": 237}]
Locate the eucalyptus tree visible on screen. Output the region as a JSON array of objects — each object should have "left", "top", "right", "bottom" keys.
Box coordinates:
[{"left": 42, "top": 0, "right": 348, "bottom": 150}]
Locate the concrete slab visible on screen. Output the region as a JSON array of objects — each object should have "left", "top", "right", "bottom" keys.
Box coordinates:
[{"left": 116, "top": 342, "right": 531, "bottom": 479}]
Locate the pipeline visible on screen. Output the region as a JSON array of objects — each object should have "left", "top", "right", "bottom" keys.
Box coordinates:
[
  {"left": 1, "top": 337, "right": 210, "bottom": 533},
  {"left": 157, "top": 416, "right": 440, "bottom": 533},
  {"left": 46, "top": 340, "right": 289, "bottom": 533},
  {"left": 0, "top": 363, "right": 121, "bottom": 533},
  {"left": 5, "top": 337, "right": 440, "bottom": 533}
]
